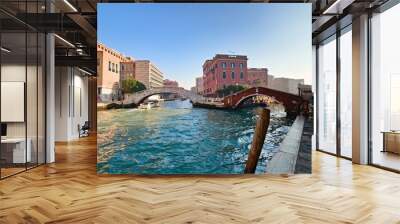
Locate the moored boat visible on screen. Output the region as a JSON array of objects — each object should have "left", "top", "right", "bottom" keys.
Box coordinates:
[{"left": 138, "top": 101, "right": 160, "bottom": 110}]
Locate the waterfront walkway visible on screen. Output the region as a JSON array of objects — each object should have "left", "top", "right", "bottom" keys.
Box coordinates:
[{"left": 266, "top": 115, "right": 306, "bottom": 174}]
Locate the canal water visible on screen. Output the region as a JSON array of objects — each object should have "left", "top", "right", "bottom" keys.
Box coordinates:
[{"left": 97, "top": 100, "right": 294, "bottom": 174}]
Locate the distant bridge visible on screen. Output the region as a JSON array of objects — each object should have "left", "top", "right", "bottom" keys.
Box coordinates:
[
  {"left": 123, "top": 87, "right": 205, "bottom": 105},
  {"left": 123, "top": 86, "right": 305, "bottom": 115},
  {"left": 222, "top": 87, "right": 305, "bottom": 114}
]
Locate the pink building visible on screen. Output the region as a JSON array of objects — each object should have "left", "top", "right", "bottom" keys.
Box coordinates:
[
  {"left": 97, "top": 43, "right": 131, "bottom": 100},
  {"left": 247, "top": 68, "right": 268, "bottom": 88},
  {"left": 203, "top": 54, "right": 248, "bottom": 97},
  {"left": 163, "top": 79, "right": 179, "bottom": 88}
]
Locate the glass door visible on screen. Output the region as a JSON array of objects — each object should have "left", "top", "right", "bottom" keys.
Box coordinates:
[
  {"left": 317, "top": 35, "right": 337, "bottom": 155},
  {"left": 370, "top": 3, "right": 400, "bottom": 171}
]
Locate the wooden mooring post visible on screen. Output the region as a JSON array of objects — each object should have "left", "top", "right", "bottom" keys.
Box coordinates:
[{"left": 244, "top": 108, "right": 271, "bottom": 174}]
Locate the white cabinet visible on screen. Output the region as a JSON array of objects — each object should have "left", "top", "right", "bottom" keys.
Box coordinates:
[{"left": 1, "top": 138, "right": 31, "bottom": 163}]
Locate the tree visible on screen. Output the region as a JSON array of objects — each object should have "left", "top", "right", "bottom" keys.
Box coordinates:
[
  {"left": 216, "top": 85, "right": 246, "bottom": 97},
  {"left": 121, "top": 78, "right": 146, "bottom": 94}
]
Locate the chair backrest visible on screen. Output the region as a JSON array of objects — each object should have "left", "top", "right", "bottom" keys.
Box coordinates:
[{"left": 82, "top": 121, "right": 90, "bottom": 129}]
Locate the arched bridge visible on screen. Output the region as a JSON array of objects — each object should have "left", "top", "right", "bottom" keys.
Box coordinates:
[
  {"left": 222, "top": 87, "right": 305, "bottom": 114},
  {"left": 123, "top": 87, "right": 205, "bottom": 105}
]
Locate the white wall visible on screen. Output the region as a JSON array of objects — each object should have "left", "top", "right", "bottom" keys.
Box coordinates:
[
  {"left": 1, "top": 65, "right": 26, "bottom": 139},
  {"left": 55, "top": 67, "right": 89, "bottom": 141}
]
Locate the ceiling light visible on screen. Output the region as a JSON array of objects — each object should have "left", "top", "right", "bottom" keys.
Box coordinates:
[
  {"left": 76, "top": 48, "right": 84, "bottom": 55},
  {"left": 63, "top": 0, "right": 78, "bottom": 12},
  {"left": 78, "top": 67, "right": 93, "bottom": 76},
  {"left": 1, "top": 47, "right": 11, "bottom": 53},
  {"left": 323, "top": 0, "right": 355, "bottom": 15},
  {"left": 323, "top": 1, "right": 341, "bottom": 14},
  {"left": 54, "top": 34, "right": 75, "bottom": 48}
]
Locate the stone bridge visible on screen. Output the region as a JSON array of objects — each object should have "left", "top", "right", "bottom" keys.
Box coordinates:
[
  {"left": 123, "top": 87, "right": 205, "bottom": 105},
  {"left": 222, "top": 87, "right": 305, "bottom": 114}
]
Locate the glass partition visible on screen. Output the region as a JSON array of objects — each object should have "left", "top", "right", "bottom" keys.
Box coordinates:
[
  {"left": 0, "top": 1, "right": 46, "bottom": 179},
  {"left": 370, "top": 3, "right": 400, "bottom": 171},
  {"left": 339, "top": 28, "right": 352, "bottom": 158},
  {"left": 1, "top": 31, "right": 28, "bottom": 177},
  {"left": 317, "top": 36, "right": 337, "bottom": 154}
]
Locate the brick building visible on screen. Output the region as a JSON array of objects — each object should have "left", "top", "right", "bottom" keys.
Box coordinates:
[
  {"left": 203, "top": 54, "right": 248, "bottom": 96},
  {"left": 247, "top": 68, "right": 269, "bottom": 88},
  {"left": 120, "top": 58, "right": 135, "bottom": 81},
  {"left": 163, "top": 79, "right": 179, "bottom": 88}
]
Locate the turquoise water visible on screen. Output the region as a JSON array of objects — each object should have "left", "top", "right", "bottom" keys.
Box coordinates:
[{"left": 97, "top": 100, "right": 293, "bottom": 174}]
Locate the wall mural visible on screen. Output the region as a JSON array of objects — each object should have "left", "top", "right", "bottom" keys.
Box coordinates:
[{"left": 97, "top": 3, "right": 313, "bottom": 174}]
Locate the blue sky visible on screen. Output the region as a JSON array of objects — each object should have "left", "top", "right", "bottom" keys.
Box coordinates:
[{"left": 98, "top": 4, "right": 311, "bottom": 89}]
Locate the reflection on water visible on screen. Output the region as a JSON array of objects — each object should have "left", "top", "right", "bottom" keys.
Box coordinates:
[{"left": 97, "top": 100, "right": 293, "bottom": 174}]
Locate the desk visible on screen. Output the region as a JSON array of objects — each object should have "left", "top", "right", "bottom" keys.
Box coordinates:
[
  {"left": 1, "top": 138, "right": 31, "bottom": 163},
  {"left": 382, "top": 131, "right": 400, "bottom": 154}
]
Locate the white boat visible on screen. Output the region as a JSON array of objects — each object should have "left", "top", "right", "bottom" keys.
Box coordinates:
[{"left": 138, "top": 101, "right": 160, "bottom": 110}]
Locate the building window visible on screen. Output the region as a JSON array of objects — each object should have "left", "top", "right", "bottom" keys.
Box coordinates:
[
  {"left": 231, "top": 62, "right": 235, "bottom": 68},
  {"left": 231, "top": 72, "right": 235, "bottom": 79},
  {"left": 222, "top": 62, "right": 226, "bottom": 69},
  {"left": 240, "top": 72, "right": 244, "bottom": 79},
  {"left": 121, "top": 64, "right": 124, "bottom": 71},
  {"left": 108, "top": 61, "right": 111, "bottom": 71},
  {"left": 116, "top": 64, "right": 119, "bottom": 73},
  {"left": 112, "top": 63, "right": 115, "bottom": 72},
  {"left": 222, "top": 72, "right": 226, "bottom": 79},
  {"left": 240, "top": 63, "right": 243, "bottom": 69}
]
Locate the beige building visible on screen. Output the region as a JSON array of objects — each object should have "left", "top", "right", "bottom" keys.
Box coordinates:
[
  {"left": 135, "top": 60, "right": 164, "bottom": 88},
  {"left": 97, "top": 43, "right": 130, "bottom": 100},
  {"left": 195, "top": 77, "right": 204, "bottom": 95},
  {"left": 268, "top": 76, "right": 304, "bottom": 95}
]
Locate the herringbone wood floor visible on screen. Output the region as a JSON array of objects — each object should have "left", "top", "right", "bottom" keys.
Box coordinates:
[{"left": 1, "top": 136, "right": 400, "bottom": 224}]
